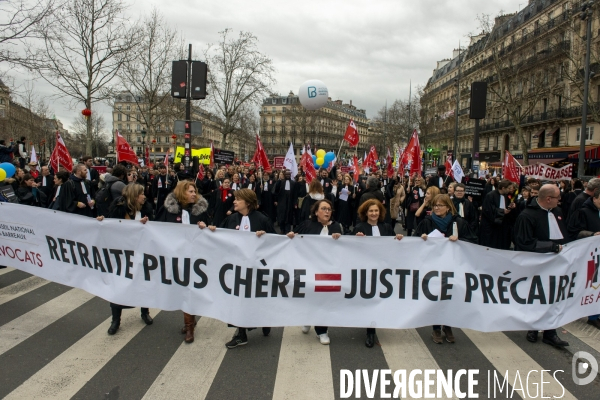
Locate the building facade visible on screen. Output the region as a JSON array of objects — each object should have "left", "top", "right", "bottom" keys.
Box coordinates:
[
  {"left": 111, "top": 92, "right": 244, "bottom": 162},
  {"left": 420, "top": 0, "right": 600, "bottom": 172},
  {"left": 259, "top": 91, "right": 373, "bottom": 162}
]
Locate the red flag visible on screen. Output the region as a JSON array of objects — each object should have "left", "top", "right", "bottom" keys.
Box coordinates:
[
  {"left": 251, "top": 135, "right": 271, "bottom": 172},
  {"left": 386, "top": 148, "right": 394, "bottom": 177},
  {"left": 116, "top": 131, "right": 139, "bottom": 165},
  {"left": 49, "top": 131, "right": 73, "bottom": 172},
  {"left": 445, "top": 155, "right": 454, "bottom": 179},
  {"left": 209, "top": 141, "right": 215, "bottom": 169},
  {"left": 196, "top": 163, "right": 204, "bottom": 181},
  {"left": 503, "top": 150, "right": 521, "bottom": 184},
  {"left": 401, "top": 130, "right": 422, "bottom": 175},
  {"left": 343, "top": 119, "right": 359, "bottom": 146},
  {"left": 397, "top": 148, "right": 405, "bottom": 174},
  {"left": 164, "top": 150, "right": 169, "bottom": 175},
  {"left": 352, "top": 155, "right": 360, "bottom": 182},
  {"left": 300, "top": 146, "right": 317, "bottom": 183}
]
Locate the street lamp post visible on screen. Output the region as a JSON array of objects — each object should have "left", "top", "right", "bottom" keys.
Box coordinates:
[{"left": 578, "top": 1, "right": 594, "bottom": 177}]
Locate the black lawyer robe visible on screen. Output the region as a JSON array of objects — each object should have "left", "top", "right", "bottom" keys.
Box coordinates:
[
  {"left": 413, "top": 214, "right": 478, "bottom": 244},
  {"left": 294, "top": 219, "right": 342, "bottom": 235},
  {"left": 353, "top": 221, "right": 395, "bottom": 236},
  {"left": 479, "top": 190, "right": 513, "bottom": 249},
  {"left": 220, "top": 210, "right": 276, "bottom": 233},
  {"left": 274, "top": 179, "right": 296, "bottom": 225},
  {"left": 452, "top": 197, "right": 479, "bottom": 235},
  {"left": 513, "top": 198, "right": 569, "bottom": 253}
]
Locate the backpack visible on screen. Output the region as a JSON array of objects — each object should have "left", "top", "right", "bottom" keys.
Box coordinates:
[{"left": 95, "top": 181, "right": 115, "bottom": 217}]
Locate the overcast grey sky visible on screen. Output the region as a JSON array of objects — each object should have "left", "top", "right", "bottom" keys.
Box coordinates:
[{"left": 7, "top": 0, "right": 524, "bottom": 134}]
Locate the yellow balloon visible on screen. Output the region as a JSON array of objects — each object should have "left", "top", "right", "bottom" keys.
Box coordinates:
[
  {"left": 0, "top": 168, "right": 6, "bottom": 182},
  {"left": 316, "top": 157, "right": 325, "bottom": 166},
  {"left": 316, "top": 149, "right": 326, "bottom": 158}
]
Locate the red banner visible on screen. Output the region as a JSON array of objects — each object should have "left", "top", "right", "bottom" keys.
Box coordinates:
[
  {"left": 401, "top": 130, "right": 422, "bottom": 175},
  {"left": 251, "top": 135, "right": 271, "bottom": 172},
  {"left": 503, "top": 150, "right": 520, "bottom": 184},
  {"left": 343, "top": 119, "right": 359, "bottom": 147},
  {"left": 273, "top": 156, "right": 285, "bottom": 169},
  {"left": 300, "top": 148, "right": 317, "bottom": 183},
  {"left": 49, "top": 131, "right": 73, "bottom": 172},
  {"left": 116, "top": 131, "right": 139, "bottom": 165}
]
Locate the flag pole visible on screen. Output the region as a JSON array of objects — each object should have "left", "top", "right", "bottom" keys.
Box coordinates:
[{"left": 336, "top": 139, "right": 344, "bottom": 161}]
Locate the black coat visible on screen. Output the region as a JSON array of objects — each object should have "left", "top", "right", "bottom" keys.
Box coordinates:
[
  {"left": 151, "top": 174, "right": 173, "bottom": 212},
  {"left": 567, "top": 198, "right": 600, "bottom": 240},
  {"left": 452, "top": 197, "right": 479, "bottom": 235},
  {"left": 413, "top": 214, "right": 478, "bottom": 244},
  {"left": 354, "top": 221, "right": 395, "bottom": 236},
  {"left": 16, "top": 186, "right": 47, "bottom": 207},
  {"left": 319, "top": 177, "right": 333, "bottom": 194},
  {"left": 513, "top": 198, "right": 569, "bottom": 253},
  {"left": 48, "top": 184, "right": 70, "bottom": 211},
  {"left": 358, "top": 187, "right": 384, "bottom": 208},
  {"left": 427, "top": 174, "right": 452, "bottom": 189},
  {"left": 259, "top": 177, "right": 276, "bottom": 220},
  {"left": 294, "top": 219, "right": 343, "bottom": 235},
  {"left": 156, "top": 192, "right": 209, "bottom": 225},
  {"left": 569, "top": 191, "right": 591, "bottom": 216},
  {"left": 274, "top": 179, "right": 296, "bottom": 224},
  {"left": 107, "top": 197, "right": 153, "bottom": 221},
  {"left": 36, "top": 174, "right": 54, "bottom": 200},
  {"left": 336, "top": 184, "right": 355, "bottom": 227},
  {"left": 479, "top": 190, "right": 513, "bottom": 250},
  {"left": 208, "top": 187, "right": 235, "bottom": 226},
  {"left": 404, "top": 186, "right": 426, "bottom": 231},
  {"left": 220, "top": 210, "right": 276, "bottom": 233},
  {"left": 64, "top": 175, "right": 94, "bottom": 217}
]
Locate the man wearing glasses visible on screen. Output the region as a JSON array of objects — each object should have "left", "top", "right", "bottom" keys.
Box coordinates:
[
  {"left": 514, "top": 184, "right": 570, "bottom": 348},
  {"left": 452, "top": 183, "right": 478, "bottom": 234}
]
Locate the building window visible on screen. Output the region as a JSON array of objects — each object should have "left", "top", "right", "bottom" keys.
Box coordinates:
[
  {"left": 137, "top": 137, "right": 141, "bottom": 143},
  {"left": 271, "top": 127, "right": 275, "bottom": 134},
  {"left": 127, "top": 135, "right": 131, "bottom": 141},
  {"left": 282, "top": 116, "right": 286, "bottom": 123},
  {"left": 576, "top": 126, "right": 594, "bottom": 142},
  {"left": 136, "top": 146, "right": 142, "bottom": 153},
  {"left": 282, "top": 98, "right": 287, "bottom": 104},
  {"left": 118, "top": 124, "right": 122, "bottom": 130},
  {"left": 137, "top": 124, "right": 141, "bottom": 131},
  {"left": 272, "top": 116, "right": 275, "bottom": 123},
  {"left": 126, "top": 96, "right": 132, "bottom": 102},
  {"left": 126, "top": 114, "right": 131, "bottom": 121},
  {"left": 126, "top": 105, "right": 131, "bottom": 111},
  {"left": 271, "top": 136, "right": 275, "bottom": 144},
  {"left": 117, "top": 114, "right": 122, "bottom": 121},
  {"left": 127, "top": 124, "right": 131, "bottom": 131},
  {"left": 117, "top": 105, "right": 122, "bottom": 111},
  {"left": 272, "top": 107, "right": 276, "bottom": 113}
]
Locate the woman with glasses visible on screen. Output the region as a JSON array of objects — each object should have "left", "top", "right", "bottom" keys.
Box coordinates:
[
  {"left": 414, "top": 194, "right": 477, "bottom": 344},
  {"left": 354, "top": 199, "right": 403, "bottom": 347},
  {"left": 286, "top": 199, "right": 342, "bottom": 345}
]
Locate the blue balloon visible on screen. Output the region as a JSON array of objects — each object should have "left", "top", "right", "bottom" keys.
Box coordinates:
[
  {"left": 324, "top": 152, "right": 335, "bottom": 164},
  {"left": 0, "top": 162, "right": 16, "bottom": 178},
  {"left": 312, "top": 155, "right": 317, "bottom": 165}
]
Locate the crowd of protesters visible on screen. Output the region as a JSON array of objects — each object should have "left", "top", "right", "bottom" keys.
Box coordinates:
[{"left": 1, "top": 148, "right": 599, "bottom": 350}]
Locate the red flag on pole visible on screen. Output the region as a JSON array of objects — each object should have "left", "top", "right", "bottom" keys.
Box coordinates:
[
  {"left": 144, "top": 145, "right": 150, "bottom": 167},
  {"left": 49, "top": 131, "right": 73, "bottom": 172},
  {"left": 503, "top": 150, "right": 521, "bottom": 184},
  {"left": 300, "top": 146, "right": 317, "bottom": 183},
  {"left": 116, "top": 131, "right": 139, "bottom": 165},
  {"left": 401, "top": 130, "right": 422, "bottom": 176},
  {"left": 251, "top": 135, "right": 271, "bottom": 172},
  {"left": 209, "top": 141, "right": 215, "bottom": 169},
  {"left": 445, "top": 155, "right": 454, "bottom": 179},
  {"left": 164, "top": 150, "right": 169, "bottom": 174},
  {"left": 196, "top": 163, "right": 204, "bottom": 181},
  {"left": 386, "top": 148, "right": 394, "bottom": 177},
  {"left": 343, "top": 119, "right": 359, "bottom": 146}
]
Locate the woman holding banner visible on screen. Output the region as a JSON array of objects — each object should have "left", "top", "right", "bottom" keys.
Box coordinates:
[
  {"left": 156, "top": 180, "right": 210, "bottom": 343},
  {"left": 354, "top": 199, "right": 403, "bottom": 347},
  {"left": 286, "top": 199, "right": 342, "bottom": 345},
  {"left": 96, "top": 184, "right": 154, "bottom": 335},
  {"left": 200, "top": 188, "right": 276, "bottom": 349},
  {"left": 414, "top": 194, "right": 477, "bottom": 344}
]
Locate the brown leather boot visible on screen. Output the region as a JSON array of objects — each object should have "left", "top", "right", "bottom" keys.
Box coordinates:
[
  {"left": 183, "top": 313, "right": 195, "bottom": 343},
  {"left": 181, "top": 319, "right": 198, "bottom": 334}
]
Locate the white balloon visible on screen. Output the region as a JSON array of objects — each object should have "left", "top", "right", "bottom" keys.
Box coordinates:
[{"left": 298, "top": 80, "right": 329, "bottom": 111}]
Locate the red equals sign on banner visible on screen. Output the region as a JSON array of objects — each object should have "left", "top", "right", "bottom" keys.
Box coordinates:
[{"left": 315, "top": 274, "right": 342, "bottom": 292}]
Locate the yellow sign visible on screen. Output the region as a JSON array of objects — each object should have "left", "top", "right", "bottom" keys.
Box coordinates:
[{"left": 174, "top": 147, "right": 211, "bottom": 164}]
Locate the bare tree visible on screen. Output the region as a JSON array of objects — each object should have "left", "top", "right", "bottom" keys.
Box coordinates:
[
  {"left": 375, "top": 95, "right": 421, "bottom": 149},
  {"left": 117, "top": 7, "right": 185, "bottom": 137},
  {"left": 68, "top": 113, "right": 108, "bottom": 157},
  {"left": 0, "top": 0, "right": 56, "bottom": 66},
  {"left": 28, "top": 0, "right": 139, "bottom": 154},
  {"left": 205, "top": 29, "right": 276, "bottom": 147}
]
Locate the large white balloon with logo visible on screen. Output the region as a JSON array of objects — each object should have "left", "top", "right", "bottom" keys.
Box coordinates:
[{"left": 298, "top": 80, "right": 329, "bottom": 110}]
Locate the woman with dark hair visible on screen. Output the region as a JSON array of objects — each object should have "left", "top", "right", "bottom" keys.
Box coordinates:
[
  {"left": 299, "top": 179, "right": 325, "bottom": 222},
  {"left": 201, "top": 169, "right": 216, "bottom": 195},
  {"left": 16, "top": 173, "right": 47, "bottom": 207},
  {"left": 405, "top": 175, "right": 426, "bottom": 237},
  {"left": 336, "top": 173, "right": 355, "bottom": 233},
  {"left": 354, "top": 199, "right": 403, "bottom": 347},
  {"left": 414, "top": 194, "right": 477, "bottom": 344},
  {"left": 48, "top": 171, "right": 71, "bottom": 211},
  {"left": 209, "top": 177, "right": 234, "bottom": 226},
  {"left": 286, "top": 199, "right": 342, "bottom": 345},
  {"left": 97, "top": 183, "right": 154, "bottom": 335},
  {"left": 202, "top": 188, "right": 276, "bottom": 348},
  {"left": 156, "top": 180, "right": 209, "bottom": 343}
]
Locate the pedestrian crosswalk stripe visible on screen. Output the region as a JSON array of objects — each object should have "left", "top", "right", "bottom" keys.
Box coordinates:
[
  {"left": 0, "top": 276, "right": 49, "bottom": 306},
  {"left": 463, "top": 329, "right": 576, "bottom": 399},
  {"left": 378, "top": 328, "right": 459, "bottom": 400},
  {"left": 142, "top": 317, "right": 229, "bottom": 400},
  {"left": 4, "top": 308, "right": 160, "bottom": 400},
  {"left": 0, "top": 288, "right": 94, "bottom": 356},
  {"left": 0, "top": 266, "right": 15, "bottom": 276},
  {"left": 272, "top": 327, "right": 335, "bottom": 400}
]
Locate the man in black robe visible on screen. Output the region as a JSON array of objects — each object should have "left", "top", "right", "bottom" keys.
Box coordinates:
[
  {"left": 274, "top": 170, "right": 295, "bottom": 233},
  {"left": 479, "top": 179, "right": 516, "bottom": 249},
  {"left": 64, "top": 164, "right": 95, "bottom": 217},
  {"left": 514, "top": 184, "right": 570, "bottom": 347},
  {"left": 36, "top": 165, "right": 54, "bottom": 200},
  {"left": 427, "top": 165, "right": 452, "bottom": 189},
  {"left": 151, "top": 163, "right": 173, "bottom": 213},
  {"left": 319, "top": 168, "right": 333, "bottom": 195},
  {"left": 452, "top": 183, "right": 478, "bottom": 234}
]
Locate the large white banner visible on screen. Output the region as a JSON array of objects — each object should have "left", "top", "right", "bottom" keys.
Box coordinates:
[
  {"left": 1, "top": 203, "right": 599, "bottom": 331},
  {"left": 519, "top": 163, "right": 573, "bottom": 181}
]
